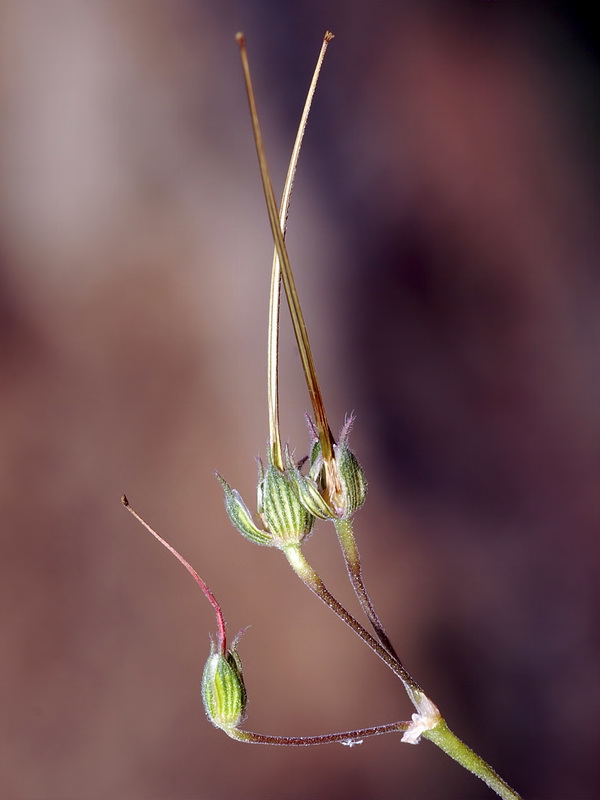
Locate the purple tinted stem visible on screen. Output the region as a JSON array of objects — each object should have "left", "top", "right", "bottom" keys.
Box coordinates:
[{"left": 231, "top": 720, "right": 409, "bottom": 746}]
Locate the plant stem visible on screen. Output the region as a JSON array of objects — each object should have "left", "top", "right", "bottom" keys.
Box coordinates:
[
  {"left": 267, "top": 32, "right": 334, "bottom": 470},
  {"left": 229, "top": 719, "right": 409, "bottom": 746},
  {"left": 233, "top": 33, "right": 524, "bottom": 800},
  {"left": 334, "top": 518, "right": 400, "bottom": 662},
  {"left": 283, "top": 544, "right": 425, "bottom": 710},
  {"left": 285, "top": 541, "right": 522, "bottom": 800},
  {"left": 121, "top": 496, "right": 227, "bottom": 656},
  {"left": 424, "top": 720, "right": 522, "bottom": 800}
]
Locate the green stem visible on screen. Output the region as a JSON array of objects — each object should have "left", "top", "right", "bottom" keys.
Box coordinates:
[
  {"left": 424, "top": 720, "right": 522, "bottom": 800},
  {"left": 334, "top": 518, "right": 400, "bottom": 662}
]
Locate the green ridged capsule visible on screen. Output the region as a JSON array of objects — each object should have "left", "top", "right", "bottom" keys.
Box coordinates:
[
  {"left": 217, "top": 454, "right": 314, "bottom": 549},
  {"left": 257, "top": 456, "right": 314, "bottom": 545},
  {"left": 330, "top": 436, "right": 367, "bottom": 517},
  {"left": 202, "top": 642, "right": 247, "bottom": 732},
  {"left": 289, "top": 416, "right": 367, "bottom": 521}
]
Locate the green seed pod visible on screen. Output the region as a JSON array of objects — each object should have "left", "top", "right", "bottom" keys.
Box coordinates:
[
  {"left": 257, "top": 457, "right": 314, "bottom": 545},
  {"left": 332, "top": 437, "right": 367, "bottom": 519},
  {"left": 201, "top": 642, "right": 247, "bottom": 732},
  {"left": 291, "top": 416, "right": 367, "bottom": 521},
  {"left": 217, "top": 455, "right": 314, "bottom": 549}
]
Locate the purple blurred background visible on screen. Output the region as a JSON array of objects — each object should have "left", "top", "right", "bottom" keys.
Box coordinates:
[{"left": 1, "top": 2, "right": 598, "bottom": 798}]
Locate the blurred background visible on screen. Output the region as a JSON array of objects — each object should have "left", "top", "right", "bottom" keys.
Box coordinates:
[{"left": 1, "top": 1, "right": 598, "bottom": 798}]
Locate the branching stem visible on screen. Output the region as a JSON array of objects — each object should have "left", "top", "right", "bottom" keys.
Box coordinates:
[
  {"left": 283, "top": 544, "right": 425, "bottom": 709},
  {"left": 284, "top": 542, "right": 523, "bottom": 799},
  {"left": 122, "top": 32, "right": 525, "bottom": 800}
]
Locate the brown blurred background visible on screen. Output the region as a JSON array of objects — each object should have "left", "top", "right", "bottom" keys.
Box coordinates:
[{"left": 1, "top": 1, "right": 598, "bottom": 798}]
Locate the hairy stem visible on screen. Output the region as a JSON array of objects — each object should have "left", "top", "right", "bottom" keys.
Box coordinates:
[
  {"left": 229, "top": 719, "right": 409, "bottom": 746},
  {"left": 334, "top": 518, "right": 400, "bottom": 661},
  {"left": 285, "top": 542, "right": 522, "bottom": 799},
  {"left": 424, "top": 721, "right": 522, "bottom": 800},
  {"left": 283, "top": 544, "right": 425, "bottom": 709}
]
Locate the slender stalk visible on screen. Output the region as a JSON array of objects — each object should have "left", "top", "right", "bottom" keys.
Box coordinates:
[
  {"left": 121, "top": 496, "right": 227, "bottom": 656},
  {"left": 236, "top": 32, "right": 335, "bottom": 465},
  {"left": 267, "top": 32, "right": 334, "bottom": 470},
  {"left": 334, "top": 518, "right": 400, "bottom": 662},
  {"left": 283, "top": 543, "right": 425, "bottom": 710},
  {"left": 285, "top": 542, "right": 522, "bottom": 800},
  {"left": 424, "top": 721, "right": 522, "bottom": 800},
  {"left": 230, "top": 719, "right": 409, "bottom": 746}
]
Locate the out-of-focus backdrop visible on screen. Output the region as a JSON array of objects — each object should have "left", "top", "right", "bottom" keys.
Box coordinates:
[{"left": 1, "top": 2, "right": 598, "bottom": 799}]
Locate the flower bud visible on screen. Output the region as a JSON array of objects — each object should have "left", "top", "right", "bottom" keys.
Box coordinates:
[{"left": 202, "top": 642, "right": 247, "bottom": 732}]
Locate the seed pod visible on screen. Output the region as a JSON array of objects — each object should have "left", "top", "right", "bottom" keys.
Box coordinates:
[
  {"left": 202, "top": 642, "right": 247, "bottom": 732},
  {"left": 330, "top": 436, "right": 367, "bottom": 519},
  {"left": 289, "top": 416, "right": 367, "bottom": 521},
  {"left": 257, "top": 457, "right": 314, "bottom": 545},
  {"left": 217, "top": 453, "right": 314, "bottom": 549}
]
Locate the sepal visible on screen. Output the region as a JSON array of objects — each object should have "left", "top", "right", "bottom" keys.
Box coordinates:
[
  {"left": 286, "top": 447, "right": 333, "bottom": 519},
  {"left": 216, "top": 474, "right": 273, "bottom": 545}
]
